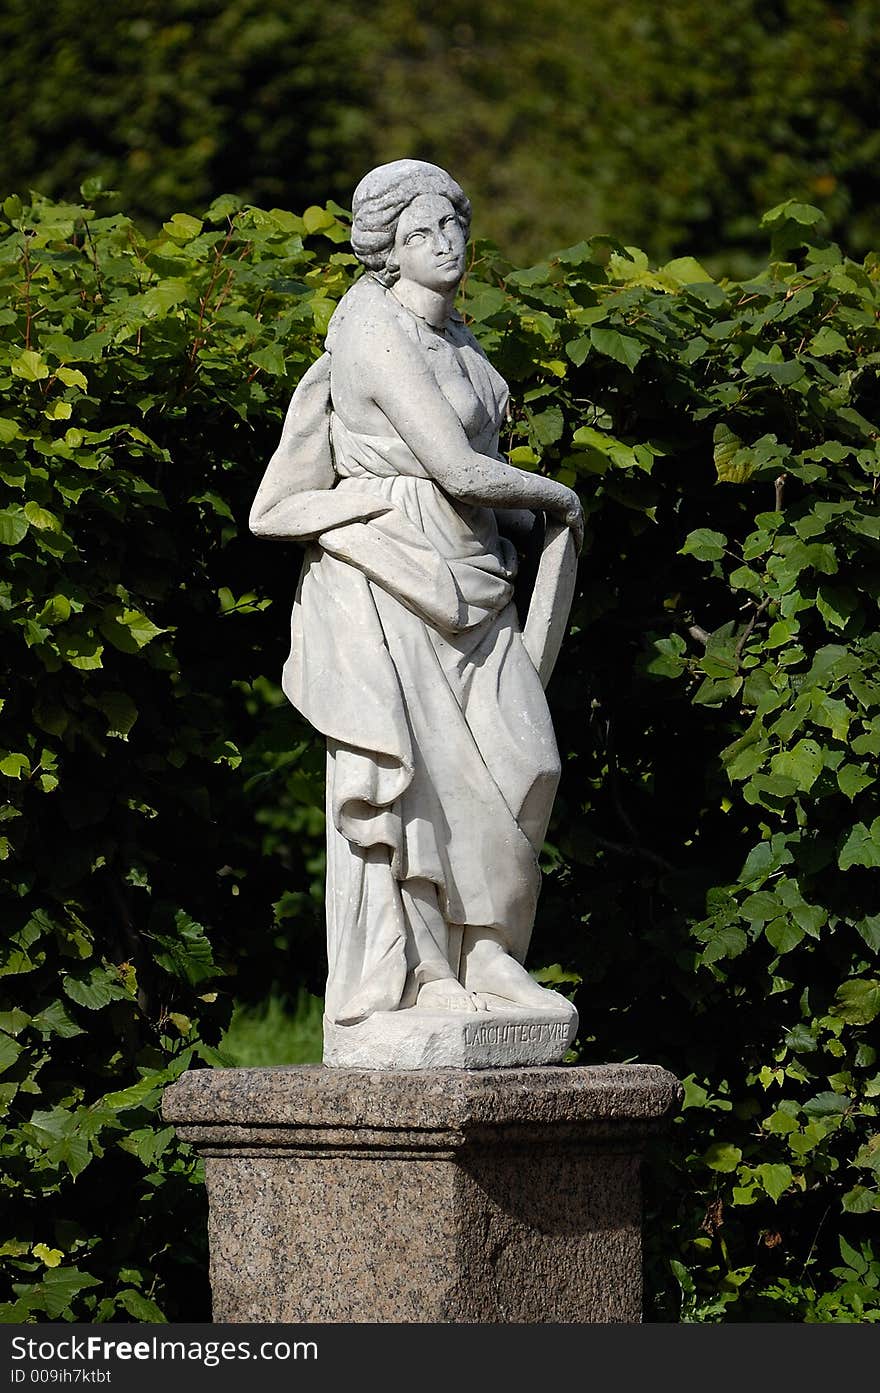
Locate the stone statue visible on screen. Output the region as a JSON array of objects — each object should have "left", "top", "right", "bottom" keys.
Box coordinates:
[{"left": 250, "top": 160, "right": 583, "bottom": 1068}]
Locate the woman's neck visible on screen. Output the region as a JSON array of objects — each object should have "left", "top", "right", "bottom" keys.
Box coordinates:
[{"left": 391, "top": 277, "right": 458, "bottom": 327}]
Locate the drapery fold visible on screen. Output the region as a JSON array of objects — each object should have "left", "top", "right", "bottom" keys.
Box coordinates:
[{"left": 255, "top": 281, "right": 564, "bottom": 1024}]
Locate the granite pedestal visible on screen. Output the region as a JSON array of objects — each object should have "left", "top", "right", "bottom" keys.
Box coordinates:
[{"left": 162, "top": 1064, "right": 681, "bottom": 1324}]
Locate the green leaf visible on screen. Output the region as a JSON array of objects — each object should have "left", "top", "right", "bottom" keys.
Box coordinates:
[
  {"left": 0, "top": 754, "right": 30, "bottom": 779},
  {"left": 27, "top": 1268, "right": 100, "bottom": 1319},
  {"left": 839, "top": 819, "right": 880, "bottom": 870},
  {"left": 251, "top": 344, "right": 286, "bottom": 376},
  {"left": 589, "top": 326, "right": 644, "bottom": 370},
  {"left": 0, "top": 1034, "right": 22, "bottom": 1073},
  {"left": 770, "top": 739, "right": 823, "bottom": 793},
  {"left": 832, "top": 979, "right": 880, "bottom": 1026},
  {"left": 532, "top": 962, "right": 582, "bottom": 987},
  {"left": 856, "top": 914, "right": 880, "bottom": 954},
  {"left": 303, "top": 205, "right": 337, "bottom": 234},
  {"left": 23, "top": 501, "right": 62, "bottom": 533},
  {"left": 101, "top": 1073, "right": 166, "bottom": 1112},
  {"left": 31, "top": 1000, "right": 84, "bottom": 1039},
  {"left": 37, "top": 594, "right": 72, "bottom": 626},
  {"left": 0, "top": 1007, "right": 29, "bottom": 1035},
  {"left": 740, "top": 891, "right": 779, "bottom": 923},
  {"left": 842, "top": 1186, "right": 878, "bottom": 1215},
  {"left": 841, "top": 1242, "right": 874, "bottom": 1281},
  {"left": 0, "top": 508, "right": 29, "bottom": 546},
  {"left": 704, "top": 1142, "right": 742, "bottom": 1172},
  {"left": 48, "top": 1133, "right": 92, "bottom": 1177},
  {"left": 162, "top": 212, "right": 203, "bottom": 241},
  {"left": 116, "top": 1288, "right": 168, "bottom": 1322},
  {"left": 58, "top": 631, "right": 104, "bottom": 671},
  {"left": 141, "top": 279, "right": 189, "bottom": 317},
  {"left": 740, "top": 836, "right": 793, "bottom": 887},
  {"left": 693, "top": 674, "right": 742, "bottom": 706},
  {"left": 680, "top": 528, "right": 726, "bottom": 561},
  {"left": 464, "top": 283, "right": 508, "bottom": 321},
  {"left": 205, "top": 193, "right": 243, "bottom": 221},
  {"left": 764, "top": 1109, "right": 798, "bottom": 1135},
  {"left": 56, "top": 366, "right": 88, "bottom": 390},
  {"left": 765, "top": 917, "right": 804, "bottom": 954},
  {"left": 713, "top": 423, "right": 755, "bottom": 484},
  {"left": 754, "top": 1162, "right": 793, "bottom": 1202},
  {"left": 100, "top": 608, "right": 164, "bottom": 653},
  {"left": 33, "top": 1244, "right": 64, "bottom": 1269},
  {"left": 509, "top": 446, "right": 538, "bottom": 468},
  {"left": 803, "top": 1092, "right": 848, "bottom": 1118},
  {"left": 646, "top": 634, "right": 687, "bottom": 678},
  {"left": 761, "top": 200, "right": 824, "bottom": 228},
  {"left": 724, "top": 734, "right": 769, "bottom": 781},
  {"left": 808, "top": 326, "right": 848, "bottom": 357},
  {"left": 28, "top": 1105, "right": 76, "bottom": 1141},
  {"left": 816, "top": 585, "right": 857, "bottom": 631},
  {"left": 96, "top": 691, "right": 139, "bottom": 738},
  {"left": 661, "top": 256, "right": 713, "bottom": 285},
  {"left": 838, "top": 764, "right": 874, "bottom": 801},
  {"left": 529, "top": 406, "right": 565, "bottom": 446},
  {"left": 189, "top": 491, "right": 235, "bottom": 522},
  {"left": 63, "top": 966, "right": 127, "bottom": 1010},
  {"left": 151, "top": 911, "right": 217, "bottom": 986},
  {"left": 791, "top": 901, "right": 826, "bottom": 937},
  {"left": 698, "top": 921, "right": 748, "bottom": 962},
  {"left": 742, "top": 351, "right": 804, "bottom": 386},
  {"left": 566, "top": 335, "right": 590, "bottom": 366},
  {"left": 11, "top": 350, "right": 49, "bottom": 381}
]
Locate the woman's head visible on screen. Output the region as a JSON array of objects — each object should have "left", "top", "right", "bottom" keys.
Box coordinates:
[{"left": 351, "top": 159, "right": 471, "bottom": 285}]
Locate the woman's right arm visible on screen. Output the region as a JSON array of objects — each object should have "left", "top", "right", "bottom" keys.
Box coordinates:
[{"left": 337, "top": 309, "right": 584, "bottom": 548}]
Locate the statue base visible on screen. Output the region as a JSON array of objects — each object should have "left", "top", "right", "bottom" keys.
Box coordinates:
[
  {"left": 322, "top": 997, "right": 578, "bottom": 1068},
  {"left": 162, "top": 1064, "right": 682, "bottom": 1324}
]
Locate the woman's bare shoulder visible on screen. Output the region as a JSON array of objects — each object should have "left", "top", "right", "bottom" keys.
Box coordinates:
[
  {"left": 328, "top": 278, "right": 398, "bottom": 344},
  {"left": 329, "top": 280, "right": 425, "bottom": 382}
]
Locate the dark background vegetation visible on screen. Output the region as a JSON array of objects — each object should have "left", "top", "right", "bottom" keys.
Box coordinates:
[
  {"left": 2, "top": 0, "right": 880, "bottom": 268},
  {"left": 0, "top": 0, "right": 878, "bottom": 1324}
]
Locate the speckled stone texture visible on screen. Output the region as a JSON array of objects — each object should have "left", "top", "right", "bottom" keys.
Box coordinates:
[{"left": 162, "top": 1064, "right": 681, "bottom": 1324}]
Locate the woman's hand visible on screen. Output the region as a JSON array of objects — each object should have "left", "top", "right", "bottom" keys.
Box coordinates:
[{"left": 548, "top": 482, "right": 584, "bottom": 553}]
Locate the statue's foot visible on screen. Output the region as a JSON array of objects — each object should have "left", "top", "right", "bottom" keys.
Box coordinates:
[
  {"left": 462, "top": 932, "right": 571, "bottom": 1012},
  {"left": 415, "top": 977, "right": 488, "bottom": 1013}
]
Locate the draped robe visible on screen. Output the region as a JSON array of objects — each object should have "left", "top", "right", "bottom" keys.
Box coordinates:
[{"left": 253, "top": 278, "right": 569, "bottom": 1025}]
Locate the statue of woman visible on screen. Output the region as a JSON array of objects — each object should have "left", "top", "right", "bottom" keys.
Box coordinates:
[{"left": 250, "top": 160, "right": 583, "bottom": 1065}]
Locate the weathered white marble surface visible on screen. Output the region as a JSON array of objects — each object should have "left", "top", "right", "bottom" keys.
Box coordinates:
[
  {"left": 250, "top": 160, "right": 583, "bottom": 1068},
  {"left": 323, "top": 997, "right": 578, "bottom": 1071}
]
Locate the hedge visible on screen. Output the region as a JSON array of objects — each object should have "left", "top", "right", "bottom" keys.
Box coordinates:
[{"left": 0, "top": 190, "right": 878, "bottom": 1322}]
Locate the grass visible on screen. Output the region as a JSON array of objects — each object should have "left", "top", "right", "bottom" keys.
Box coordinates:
[{"left": 219, "top": 989, "right": 324, "bottom": 1066}]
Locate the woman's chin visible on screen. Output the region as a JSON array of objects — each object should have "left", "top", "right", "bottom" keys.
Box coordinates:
[{"left": 425, "top": 267, "right": 464, "bottom": 293}]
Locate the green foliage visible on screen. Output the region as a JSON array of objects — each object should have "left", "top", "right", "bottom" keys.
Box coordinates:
[
  {"left": 0, "top": 191, "right": 340, "bottom": 1321},
  {"left": 457, "top": 201, "right": 880, "bottom": 1322},
  {"left": 0, "top": 1, "right": 374, "bottom": 233},
  {"left": 2, "top": 3, "right": 880, "bottom": 266},
  {"left": 1, "top": 188, "right": 878, "bottom": 1322}
]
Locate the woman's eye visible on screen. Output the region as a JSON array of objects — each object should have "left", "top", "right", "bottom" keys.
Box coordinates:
[{"left": 406, "top": 232, "right": 425, "bottom": 245}]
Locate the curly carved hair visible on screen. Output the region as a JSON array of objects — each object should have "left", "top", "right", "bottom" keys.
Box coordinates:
[{"left": 350, "top": 159, "right": 471, "bottom": 284}]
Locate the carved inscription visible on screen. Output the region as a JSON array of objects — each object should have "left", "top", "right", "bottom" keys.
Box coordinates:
[{"left": 462, "top": 1020, "right": 569, "bottom": 1047}]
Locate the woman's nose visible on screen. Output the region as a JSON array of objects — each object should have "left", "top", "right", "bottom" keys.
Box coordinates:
[{"left": 435, "top": 227, "right": 452, "bottom": 254}]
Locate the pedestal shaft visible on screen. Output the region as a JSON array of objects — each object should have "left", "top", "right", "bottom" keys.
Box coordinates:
[{"left": 162, "top": 1064, "right": 681, "bottom": 1324}]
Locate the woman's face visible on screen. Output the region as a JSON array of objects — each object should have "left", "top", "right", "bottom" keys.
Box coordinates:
[{"left": 393, "top": 193, "right": 466, "bottom": 293}]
